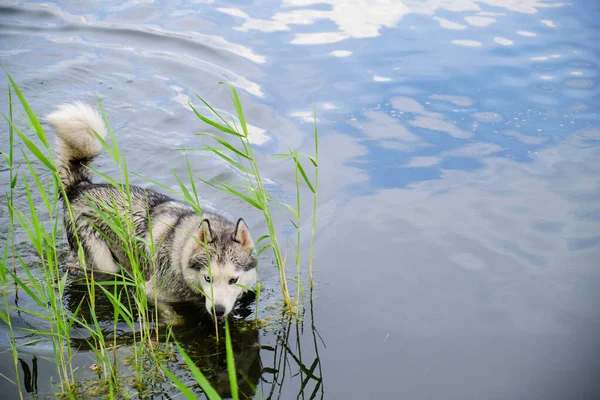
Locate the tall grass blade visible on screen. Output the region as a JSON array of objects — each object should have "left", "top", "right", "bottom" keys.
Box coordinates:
[
  {"left": 226, "top": 84, "right": 248, "bottom": 138},
  {"left": 189, "top": 100, "right": 241, "bottom": 137},
  {"left": 225, "top": 319, "right": 239, "bottom": 400},
  {"left": 165, "top": 341, "right": 222, "bottom": 400},
  {"left": 160, "top": 367, "right": 202, "bottom": 400},
  {"left": 95, "top": 95, "right": 120, "bottom": 165},
  {"left": 199, "top": 178, "right": 263, "bottom": 210},
  {"left": 195, "top": 132, "right": 251, "bottom": 160},
  {"left": 292, "top": 155, "right": 315, "bottom": 194},
  {"left": 7, "top": 72, "right": 49, "bottom": 147},
  {"left": 309, "top": 105, "right": 319, "bottom": 286},
  {"left": 4, "top": 118, "right": 55, "bottom": 171},
  {"left": 193, "top": 94, "right": 239, "bottom": 134},
  {"left": 200, "top": 145, "right": 254, "bottom": 175}
]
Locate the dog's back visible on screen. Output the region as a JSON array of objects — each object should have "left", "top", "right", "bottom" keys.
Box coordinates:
[
  {"left": 46, "top": 103, "right": 174, "bottom": 274},
  {"left": 47, "top": 102, "right": 258, "bottom": 318}
]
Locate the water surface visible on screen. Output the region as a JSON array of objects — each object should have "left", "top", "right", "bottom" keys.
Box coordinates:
[{"left": 1, "top": 0, "right": 599, "bottom": 399}]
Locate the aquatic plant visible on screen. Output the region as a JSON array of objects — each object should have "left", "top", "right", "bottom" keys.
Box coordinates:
[{"left": 0, "top": 74, "right": 320, "bottom": 398}]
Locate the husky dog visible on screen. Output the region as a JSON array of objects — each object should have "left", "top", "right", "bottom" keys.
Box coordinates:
[{"left": 47, "top": 102, "right": 258, "bottom": 319}]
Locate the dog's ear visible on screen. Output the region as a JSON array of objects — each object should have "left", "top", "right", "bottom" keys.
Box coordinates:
[
  {"left": 199, "top": 219, "right": 213, "bottom": 244},
  {"left": 233, "top": 218, "right": 254, "bottom": 250}
]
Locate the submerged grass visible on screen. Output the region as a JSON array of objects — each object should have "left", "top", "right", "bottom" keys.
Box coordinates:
[{"left": 0, "top": 74, "right": 320, "bottom": 399}]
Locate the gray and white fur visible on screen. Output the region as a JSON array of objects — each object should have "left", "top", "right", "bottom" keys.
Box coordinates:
[{"left": 47, "top": 102, "right": 257, "bottom": 319}]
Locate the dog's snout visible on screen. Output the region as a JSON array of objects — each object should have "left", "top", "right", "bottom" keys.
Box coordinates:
[{"left": 214, "top": 305, "right": 226, "bottom": 317}]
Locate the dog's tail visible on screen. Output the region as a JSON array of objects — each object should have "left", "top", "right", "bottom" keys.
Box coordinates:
[{"left": 46, "top": 102, "right": 107, "bottom": 192}]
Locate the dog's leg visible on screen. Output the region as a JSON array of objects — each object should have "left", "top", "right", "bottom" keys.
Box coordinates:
[
  {"left": 85, "top": 238, "right": 120, "bottom": 273},
  {"left": 144, "top": 279, "right": 185, "bottom": 325},
  {"left": 155, "top": 301, "right": 184, "bottom": 326},
  {"left": 145, "top": 277, "right": 176, "bottom": 303},
  {"left": 75, "top": 220, "right": 120, "bottom": 274}
]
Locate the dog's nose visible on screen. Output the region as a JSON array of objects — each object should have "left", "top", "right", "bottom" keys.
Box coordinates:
[{"left": 214, "top": 305, "right": 226, "bottom": 317}]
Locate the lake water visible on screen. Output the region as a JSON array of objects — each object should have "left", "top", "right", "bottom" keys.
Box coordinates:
[{"left": 1, "top": 0, "right": 599, "bottom": 399}]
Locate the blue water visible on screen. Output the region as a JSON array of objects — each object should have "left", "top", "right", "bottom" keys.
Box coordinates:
[{"left": 1, "top": 1, "right": 599, "bottom": 399}]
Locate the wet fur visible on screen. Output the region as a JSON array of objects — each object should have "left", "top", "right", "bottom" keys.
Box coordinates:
[{"left": 47, "top": 102, "right": 258, "bottom": 318}]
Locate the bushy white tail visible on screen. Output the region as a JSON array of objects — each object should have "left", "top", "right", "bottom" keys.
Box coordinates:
[{"left": 46, "top": 102, "right": 108, "bottom": 190}]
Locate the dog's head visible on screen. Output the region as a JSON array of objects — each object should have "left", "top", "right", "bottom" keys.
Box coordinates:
[{"left": 182, "top": 217, "right": 258, "bottom": 319}]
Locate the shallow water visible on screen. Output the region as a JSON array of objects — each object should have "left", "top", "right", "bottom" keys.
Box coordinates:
[{"left": 1, "top": 0, "right": 599, "bottom": 399}]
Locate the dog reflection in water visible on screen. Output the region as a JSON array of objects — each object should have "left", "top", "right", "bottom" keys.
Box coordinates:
[{"left": 64, "top": 279, "right": 262, "bottom": 397}]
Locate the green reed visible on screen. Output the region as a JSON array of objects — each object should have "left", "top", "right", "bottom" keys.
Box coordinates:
[
  {"left": 0, "top": 81, "right": 24, "bottom": 400},
  {"left": 0, "top": 75, "right": 168, "bottom": 397},
  {"left": 3, "top": 74, "right": 78, "bottom": 395},
  {"left": 185, "top": 84, "right": 319, "bottom": 317},
  {"left": 1, "top": 74, "right": 319, "bottom": 398}
]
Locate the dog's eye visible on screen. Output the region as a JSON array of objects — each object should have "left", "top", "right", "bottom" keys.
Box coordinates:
[
  {"left": 229, "top": 277, "right": 238, "bottom": 285},
  {"left": 204, "top": 276, "right": 211, "bottom": 283}
]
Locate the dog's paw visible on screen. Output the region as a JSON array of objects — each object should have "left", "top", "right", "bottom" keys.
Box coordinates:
[{"left": 160, "top": 308, "right": 185, "bottom": 326}]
